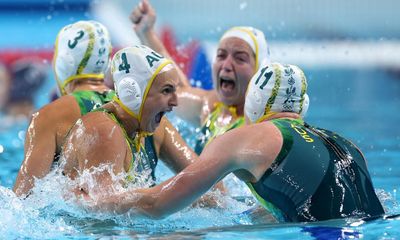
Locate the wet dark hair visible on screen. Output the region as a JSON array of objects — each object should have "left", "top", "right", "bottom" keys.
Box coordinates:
[{"left": 8, "top": 59, "right": 47, "bottom": 104}]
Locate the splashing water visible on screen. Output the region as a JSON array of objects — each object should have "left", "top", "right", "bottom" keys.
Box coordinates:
[
  {"left": 0, "top": 181, "right": 76, "bottom": 238},
  {"left": 0, "top": 156, "right": 260, "bottom": 238}
]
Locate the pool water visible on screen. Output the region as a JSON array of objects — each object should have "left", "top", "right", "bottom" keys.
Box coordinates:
[{"left": 0, "top": 67, "right": 399, "bottom": 239}]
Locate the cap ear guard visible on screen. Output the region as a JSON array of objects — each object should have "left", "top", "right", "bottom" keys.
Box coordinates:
[
  {"left": 114, "top": 77, "right": 142, "bottom": 118},
  {"left": 54, "top": 51, "right": 76, "bottom": 95}
]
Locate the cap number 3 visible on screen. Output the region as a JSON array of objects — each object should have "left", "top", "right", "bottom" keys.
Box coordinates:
[{"left": 68, "top": 30, "right": 85, "bottom": 49}]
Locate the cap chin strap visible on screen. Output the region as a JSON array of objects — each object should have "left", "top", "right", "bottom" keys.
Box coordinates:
[
  {"left": 255, "top": 111, "right": 278, "bottom": 123},
  {"left": 113, "top": 95, "right": 153, "bottom": 153},
  {"left": 113, "top": 95, "right": 139, "bottom": 119},
  {"left": 256, "top": 111, "right": 304, "bottom": 123},
  {"left": 133, "top": 131, "right": 152, "bottom": 152}
]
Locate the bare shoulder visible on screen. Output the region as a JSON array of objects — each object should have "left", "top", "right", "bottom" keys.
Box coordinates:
[
  {"left": 25, "top": 96, "right": 79, "bottom": 136},
  {"left": 209, "top": 121, "right": 282, "bottom": 150},
  {"left": 193, "top": 122, "right": 283, "bottom": 183},
  {"left": 35, "top": 95, "right": 80, "bottom": 125},
  {"left": 76, "top": 111, "right": 125, "bottom": 143},
  {"left": 62, "top": 111, "right": 128, "bottom": 177},
  {"left": 202, "top": 122, "right": 283, "bottom": 173},
  {"left": 40, "top": 95, "right": 79, "bottom": 114}
]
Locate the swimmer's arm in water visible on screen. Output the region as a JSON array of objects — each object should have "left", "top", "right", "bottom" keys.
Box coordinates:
[
  {"left": 13, "top": 96, "right": 80, "bottom": 197},
  {"left": 82, "top": 125, "right": 273, "bottom": 219},
  {"left": 84, "top": 137, "right": 237, "bottom": 218},
  {"left": 153, "top": 117, "right": 227, "bottom": 199},
  {"left": 13, "top": 109, "right": 56, "bottom": 196}
]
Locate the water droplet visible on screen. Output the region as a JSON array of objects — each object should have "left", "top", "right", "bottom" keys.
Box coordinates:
[
  {"left": 0, "top": 145, "right": 4, "bottom": 153},
  {"left": 18, "top": 131, "right": 25, "bottom": 140},
  {"left": 195, "top": 80, "right": 202, "bottom": 88},
  {"left": 239, "top": 2, "right": 247, "bottom": 10},
  {"left": 12, "top": 139, "right": 21, "bottom": 148}
]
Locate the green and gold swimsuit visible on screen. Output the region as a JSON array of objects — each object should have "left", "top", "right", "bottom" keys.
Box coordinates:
[
  {"left": 101, "top": 111, "right": 158, "bottom": 185},
  {"left": 194, "top": 102, "right": 245, "bottom": 154},
  {"left": 71, "top": 90, "right": 115, "bottom": 115},
  {"left": 54, "top": 90, "right": 115, "bottom": 163},
  {"left": 247, "top": 118, "right": 384, "bottom": 222}
]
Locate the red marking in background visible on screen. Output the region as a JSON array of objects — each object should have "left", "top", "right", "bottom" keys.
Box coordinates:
[
  {"left": 0, "top": 29, "right": 199, "bottom": 73},
  {"left": 160, "top": 26, "right": 199, "bottom": 75},
  {"left": 0, "top": 48, "right": 123, "bottom": 67},
  {"left": 0, "top": 49, "right": 53, "bottom": 67}
]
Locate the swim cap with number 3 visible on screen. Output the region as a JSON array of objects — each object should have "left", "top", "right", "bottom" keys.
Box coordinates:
[{"left": 53, "top": 20, "right": 112, "bottom": 95}]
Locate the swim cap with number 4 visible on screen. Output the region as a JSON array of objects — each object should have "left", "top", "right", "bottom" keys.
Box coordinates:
[
  {"left": 111, "top": 45, "right": 173, "bottom": 121},
  {"left": 245, "top": 62, "right": 309, "bottom": 123}
]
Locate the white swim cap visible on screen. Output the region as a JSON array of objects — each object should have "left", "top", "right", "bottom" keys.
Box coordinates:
[
  {"left": 245, "top": 62, "right": 309, "bottom": 123},
  {"left": 220, "top": 26, "right": 270, "bottom": 72},
  {"left": 111, "top": 45, "right": 173, "bottom": 121},
  {"left": 53, "top": 20, "right": 112, "bottom": 95}
]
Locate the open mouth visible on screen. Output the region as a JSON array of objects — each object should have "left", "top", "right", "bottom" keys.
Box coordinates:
[
  {"left": 155, "top": 111, "right": 165, "bottom": 124},
  {"left": 220, "top": 77, "right": 236, "bottom": 94}
]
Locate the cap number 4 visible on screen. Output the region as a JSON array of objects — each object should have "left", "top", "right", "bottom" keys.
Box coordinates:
[{"left": 119, "top": 53, "right": 131, "bottom": 73}]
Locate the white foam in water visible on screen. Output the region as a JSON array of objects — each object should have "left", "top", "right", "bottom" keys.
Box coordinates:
[
  {"left": 376, "top": 189, "right": 400, "bottom": 215},
  {"left": 0, "top": 185, "right": 76, "bottom": 238},
  {"left": 7, "top": 157, "right": 255, "bottom": 234}
]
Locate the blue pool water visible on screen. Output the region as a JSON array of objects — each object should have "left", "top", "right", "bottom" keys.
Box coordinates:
[
  {"left": 0, "top": 67, "right": 399, "bottom": 239},
  {"left": 1, "top": 0, "right": 400, "bottom": 237}
]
